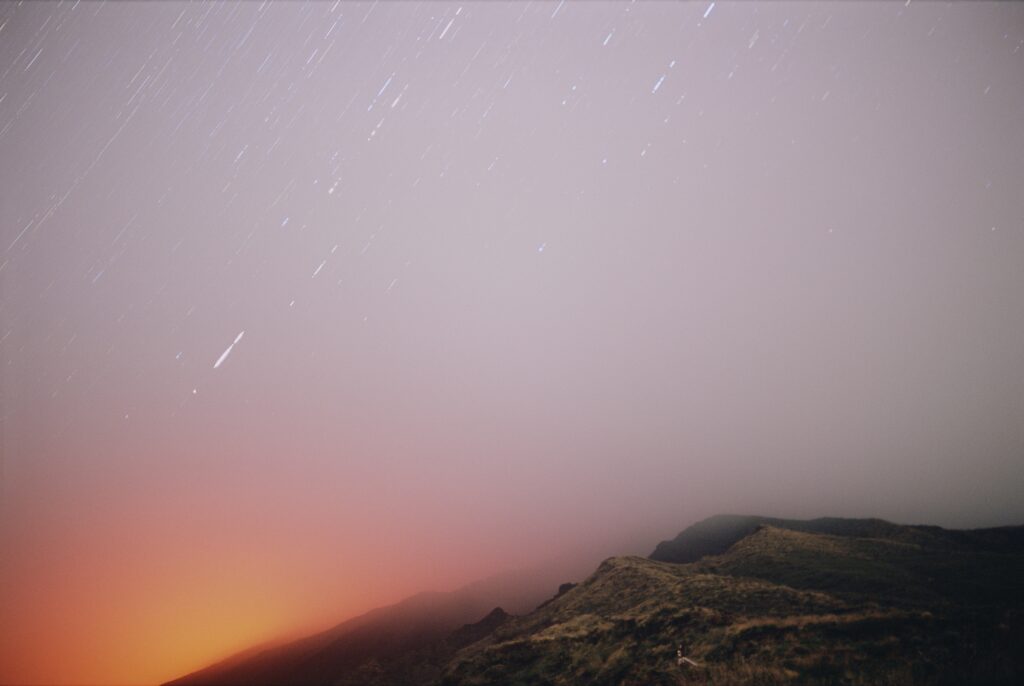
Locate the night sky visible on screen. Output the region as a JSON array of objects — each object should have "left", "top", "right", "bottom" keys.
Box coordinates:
[{"left": 2, "top": 2, "right": 1023, "bottom": 684}]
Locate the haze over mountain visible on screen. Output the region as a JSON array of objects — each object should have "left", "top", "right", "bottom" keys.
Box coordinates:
[
  {"left": 2, "top": 1, "right": 1023, "bottom": 684},
  {"left": 166, "top": 514, "right": 1024, "bottom": 685},
  {"left": 164, "top": 566, "right": 569, "bottom": 686}
]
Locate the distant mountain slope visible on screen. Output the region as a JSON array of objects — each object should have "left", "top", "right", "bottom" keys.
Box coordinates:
[
  {"left": 328, "top": 605, "right": 514, "bottom": 686},
  {"left": 442, "top": 521, "right": 1024, "bottom": 685},
  {"left": 649, "top": 513, "right": 1024, "bottom": 564},
  {"left": 164, "top": 568, "right": 561, "bottom": 686}
]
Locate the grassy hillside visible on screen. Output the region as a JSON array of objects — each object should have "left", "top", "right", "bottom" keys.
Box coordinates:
[{"left": 441, "top": 525, "right": 1024, "bottom": 686}]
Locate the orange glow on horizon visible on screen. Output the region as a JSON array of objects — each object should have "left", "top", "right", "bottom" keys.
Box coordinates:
[
  {"left": 0, "top": 508, "right": 516, "bottom": 686},
  {"left": 1, "top": 555, "right": 303, "bottom": 686}
]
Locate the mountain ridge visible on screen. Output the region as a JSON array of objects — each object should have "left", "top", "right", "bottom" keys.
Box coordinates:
[
  {"left": 165, "top": 515, "right": 1024, "bottom": 686},
  {"left": 649, "top": 513, "right": 1024, "bottom": 564}
]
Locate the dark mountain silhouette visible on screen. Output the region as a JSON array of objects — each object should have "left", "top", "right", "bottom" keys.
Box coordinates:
[
  {"left": 444, "top": 607, "right": 511, "bottom": 651},
  {"left": 166, "top": 516, "right": 1024, "bottom": 686}
]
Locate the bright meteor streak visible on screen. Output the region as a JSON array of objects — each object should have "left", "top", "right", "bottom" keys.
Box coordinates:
[{"left": 213, "top": 330, "right": 245, "bottom": 369}]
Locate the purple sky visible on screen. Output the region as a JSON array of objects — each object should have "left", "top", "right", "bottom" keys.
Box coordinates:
[{"left": 2, "top": 1, "right": 1023, "bottom": 684}]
